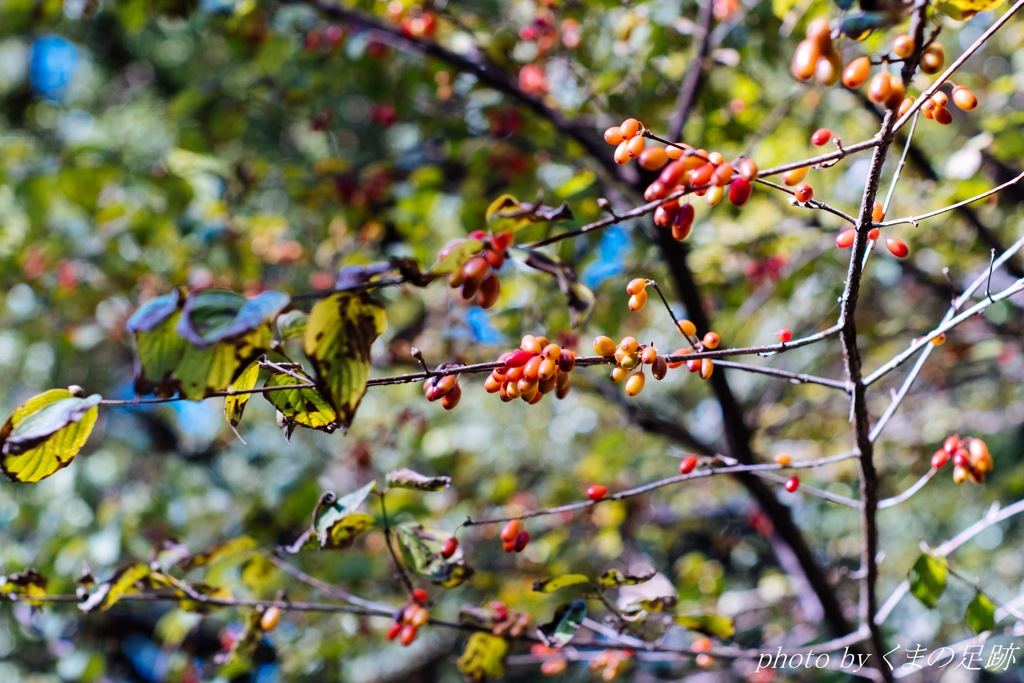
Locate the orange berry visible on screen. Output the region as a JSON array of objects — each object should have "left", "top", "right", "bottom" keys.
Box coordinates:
[
  {"left": 639, "top": 147, "right": 669, "bottom": 170},
  {"left": 614, "top": 141, "right": 631, "bottom": 164},
  {"left": 708, "top": 151, "right": 725, "bottom": 166},
  {"left": 898, "top": 97, "right": 915, "bottom": 117},
  {"left": 604, "top": 126, "right": 624, "bottom": 145},
  {"left": 609, "top": 365, "right": 628, "bottom": 383},
  {"left": 934, "top": 105, "right": 953, "bottom": 125},
  {"left": 587, "top": 485, "right": 608, "bottom": 501},
  {"left": 594, "top": 336, "right": 617, "bottom": 356},
  {"left": 806, "top": 17, "right": 832, "bottom": 54},
  {"left": 441, "top": 383, "right": 461, "bottom": 409},
  {"left": 628, "top": 290, "right": 648, "bottom": 311},
  {"left": 791, "top": 40, "right": 819, "bottom": 81},
  {"left": 774, "top": 453, "right": 791, "bottom": 466},
  {"left": 842, "top": 56, "right": 871, "bottom": 88},
  {"left": 952, "top": 86, "right": 977, "bottom": 111},
  {"left": 625, "top": 372, "right": 645, "bottom": 396},
  {"left": 619, "top": 118, "right": 640, "bottom": 139},
  {"left": 703, "top": 332, "right": 720, "bottom": 349},
  {"left": 872, "top": 200, "right": 884, "bottom": 223},
  {"left": 678, "top": 319, "right": 697, "bottom": 337},
  {"left": 641, "top": 346, "right": 658, "bottom": 364},
  {"left": 892, "top": 34, "right": 914, "bottom": 58},
  {"left": 944, "top": 435, "right": 961, "bottom": 454},
  {"left": 836, "top": 228, "right": 855, "bottom": 248},
  {"left": 542, "top": 343, "right": 562, "bottom": 361},
  {"left": 689, "top": 163, "right": 715, "bottom": 187},
  {"left": 666, "top": 144, "right": 686, "bottom": 160},
  {"left": 884, "top": 81, "right": 905, "bottom": 110},
  {"left": 867, "top": 227, "right": 880, "bottom": 240},
  {"left": 931, "top": 332, "right": 946, "bottom": 346},
  {"left": 781, "top": 166, "right": 808, "bottom": 186},
  {"left": 667, "top": 348, "right": 689, "bottom": 369},
  {"left": 711, "top": 163, "right": 734, "bottom": 186},
  {"left": 484, "top": 374, "right": 503, "bottom": 393},
  {"left": 500, "top": 519, "right": 520, "bottom": 543},
  {"left": 930, "top": 91, "right": 948, "bottom": 107},
  {"left": 652, "top": 356, "right": 668, "bottom": 380},
  {"left": 777, "top": 328, "right": 792, "bottom": 343},
  {"left": 620, "top": 337, "right": 639, "bottom": 353},
  {"left": 868, "top": 72, "right": 892, "bottom": 104},
  {"left": 738, "top": 158, "right": 758, "bottom": 181},
  {"left": 538, "top": 358, "right": 558, "bottom": 381},
  {"left": 921, "top": 43, "right": 944, "bottom": 74},
  {"left": 679, "top": 455, "right": 698, "bottom": 474},
  {"left": 261, "top": 606, "right": 282, "bottom": 631},
  {"left": 399, "top": 624, "right": 417, "bottom": 646},
  {"left": 815, "top": 51, "right": 843, "bottom": 87},
  {"left": 626, "top": 135, "right": 646, "bottom": 158},
  {"left": 705, "top": 185, "right": 725, "bottom": 207},
  {"left": 811, "top": 128, "right": 832, "bottom": 146},
  {"left": 885, "top": 237, "right": 909, "bottom": 258},
  {"left": 700, "top": 358, "right": 714, "bottom": 379},
  {"left": 521, "top": 335, "right": 542, "bottom": 354},
  {"left": 626, "top": 278, "right": 647, "bottom": 295}
]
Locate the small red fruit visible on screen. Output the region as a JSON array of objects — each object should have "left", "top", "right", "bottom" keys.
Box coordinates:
[
  {"left": 513, "top": 530, "right": 530, "bottom": 552},
  {"left": 500, "top": 519, "right": 520, "bottom": 543},
  {"left": 441, "top": 537, "right": 459, "bottom": 559},
  {"left": 504, "top": 349, "right": 533, "bottom": 368},
  {"left": 811, "top": 128, "right": 832, "bottom": 146},
  {"left": 784, "top": 476, "right": 800, "bottom": 493},
  {"left": 885, "top": 237, "right": 909, "bottom": 258},
  {"left": 587, "top": 485, "right": 608, "bottom": 501},
  {"left": 931, "top": 449, "right": 949, "bottom": 469},
  {"left": 491, "top": 601, "right": 509, "bottom": 622},
  {"left": 412, "top": 588, "right": 429, "bottom": 604},
  {"left": 943, "top": 435, "right": 961, "bottom": 454},
  {"left": 399, "top": 624, "right": 417, "bottom": 646},
  {"left": 793, "top": 183, "right": 813, "bottom": 203},
  {"left": 777, "top": 328, "right": 792, "bottom": 343},
  {"left": 492, "top": 231, "right": 514, "bottom": 251},
  {"left": 386, "top": 621, "right": 403, "bottom": 640},
  {"left": 953, "top": 448, "right": 969, "bottom": 467},
  {"left": 836, "top": 228, "right": 855, "bottom": 248},
  {"left": 729, "top": 178, "right": 752, "bottom": 206},
  {"left": 679, "top": 455, "right": 698, "bottom": 474}
]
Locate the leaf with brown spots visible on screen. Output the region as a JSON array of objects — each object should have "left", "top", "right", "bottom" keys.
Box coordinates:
[
  {"left": 303, "top": 292, "right": 387, "bottom": 432},
  {"left": 262, "top": 368, "right": 338, "bottom": 432}
]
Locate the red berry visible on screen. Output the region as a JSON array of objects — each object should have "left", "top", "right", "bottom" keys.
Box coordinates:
[
  {"left": 491, "top": 231, "right": 514, "bottom": 251},
  {"left": 885, "top": 237, "right": 909, "bottom": 258},
  {"left": 399, "top": 623, "right": 417, "bottom": 646},
  {"left": 953, "top": 448, "right": 969, "bottom": 467},
  {"left": 491, "top": 601, "right": 509, "bottom": 621},
  {"left": 679, "top": 455, "right": 698, "bottom": 474},
  {"left": 784, "top": 476, "right": 800, "bottom": 493},
  {"left": 836, "top": 228, "right": 855, "bottom": 249},
  {"left": 777, "top": 328, "right": 792, "bottom": 343},
  {"left": 793, "top": 183, "right": 813, "bottom": 203},
  {"left": 386, "top": 621, "right": 402, "bottom": 640},
  {"left": 811, "top": 128, "right": 832, "bottom": 146},
  {"left": 412, "top": 588, "right": 429, "bottom": 604},
  {"left": 729, "top": 178, "right": 752, "bottom": 206},
  {"left": 943, "top": 435, "right": 961, "bottom": 455},
  {"left": 513, "top": 530, "right": 530, "bottom": 552},
  {"left": 587, "top": 485, "right": 608, "bottom": 501},
  {"left": 503, "top": 349, "right": 533, "bottom": 368},
  {"left": 931, "top": 449, "right": 949, "bottom": 469},
  {"left": 441, "top": 537, "right": 459, "bottom": 559},
  {"left": 468, "top": 230, "right": 486, "bottom": 240}
]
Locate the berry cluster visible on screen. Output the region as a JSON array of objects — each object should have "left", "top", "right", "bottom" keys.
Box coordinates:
[
  {"left": 386, "top": 589, "right": 431, "bottom": 646},
  {"left": 665, "top": 319, "right": 720, "bottom": 381},
  {"left": 791, "top": 18, "right": 843, "bottom": 86},
  {"left": 932, "top": 435, "right": 993, "bottom": 484},
  {"left": 588, "top": 648, "right": 634, "bottom": 681},
  {"left": 836, "top": 200, "right": 908, "bottom": 257},
  {"left": 593, "top": 334, "right": 667, "bottom": 397},
  {"left": 489, "top": 600, "right": 530, "bottom": 637},
  {"left": 602, "top": 120, "right": 756, "bottom": 239},
  {"left": 439, "top": 230, "right": 512, "bottom": 309},
  {"left": 423, "top": 372, "right": 462, "bottom": 410},
  {"left": 500, "top": 518, "right": 530, "bottom": 553},
  {"left": 486, "top": 335, "right": 577, "bottom": 403}
]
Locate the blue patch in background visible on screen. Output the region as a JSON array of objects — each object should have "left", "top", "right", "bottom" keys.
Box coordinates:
[
  {"left": 581, "top": 225, "right": 629, "bottom": 288},
  {"left": 30, "top": 36, "right": 80, "bottom": 101}
]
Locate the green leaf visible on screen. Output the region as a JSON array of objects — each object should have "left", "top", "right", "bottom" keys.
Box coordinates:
[
  {"left": 597, "top": 568, "right": 656, "bottom": 589},
  {"left": 965, "top": 593, "right": 996, "bottom": 634},
  {"left": 312, "top": 482, "right": 377, "bottom": 546},
  {"left": 240, "top": 555, "right": 277, "bottom": 591},
  {"left": 385, "top": 467, "right": 452, "bottom": 491},
  {"left": 177, "top": 289, "right": 290, "bottom": 347},
  {"left": 555, "top": 171, "right": 595, "bottom": 198},
  {"left": 183, "top": 535, "right": 258, "bottom": 571},
  {"left": 394, "top": 523, "right": 474, "bottom": 587},
  {"left": 175, "top": 324, "right": 274, "bottom": 401},
  {"left": 304, "top": 292, "right": 387, "bottom": 431},
  {"left": 127, "top": 290, "right": 188, "bottom": 397},
  {"left": 431, "top": 238, "right": 484, "bottom": 275},
  {"left": 485, "top": 194, "right": 574, "bottom": 233},
  {"left": 78, "top": 563, "right": 152, "bottom": 612},
  {"left": 1, "top": 389, "right": 101, "bottom": 483},
  {"left": 513, "top": 248, "right": 595, "bottom": 328},
  {"left": 224, "top": 361, "right": 261, "bottom": 429},
  {"left": 323, "top": 513, "right": 376, "bottom": 549},
  {"left": 277, "top": 310, "right": 308, "bottom": 340},
  {"left": 538, "top": 600, "right": 586, "bottom": 648},
  {"left": 908, "top": 554, "right": 948, "bottom": 608},
  {"left": 674, "top": 613, "right": 735, "bottom": 639},
  {"left": 262, "top": 369, "right": 338, "bottom": 432},
  {"left": 622, "top": 596, "right": 678, "bottom": 614},
  {"left": 937, "top": 0, "right": 1006, "bottom": 19},
  {"left": 533, "top": 574, "right": 592, "bottom": 593},
  {"left": 457, "top": 633, "right": 509, "bottom": 682}
]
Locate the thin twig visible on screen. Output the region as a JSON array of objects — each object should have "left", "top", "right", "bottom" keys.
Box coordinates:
[
  {"left": 755, "top": 178, "right": 857, "bottom": 224},
  {"left": 876, "top": 171, "right": 1024, "bottom": 228}
]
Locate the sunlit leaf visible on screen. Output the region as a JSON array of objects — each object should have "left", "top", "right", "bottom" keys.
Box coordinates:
[
  {"left": 385, "top": 467, "right": 451, "bottom": 491},
  {"left": 126, "top": 290, "right": 187, "bottom": 397},
  {"left": 485, "top": 194, "right": 574, "bottom": 233},
  {"left": 304, "top": 292, "right": 387, "bottom": 431},
  {"left": 312, "top": 482, "right": 377, "bottom": 546},
  {"left": 533, "top": 574, "right": 591, "bottom": 593},
  {"left": 1, "top": 389, "right": 101, "bottom": 483},
  {"left": 262, "top": 369, "right": 338, "bottom": 432},
  {"left": 908, "top": 554, "right": 947, "bottom": 608},
  {"left": 79, "top": 563, "right": 152, "bottom": 612},
  {"left": 965, "top": 593, "right": 996, "bottom": 634},
  {"left": 597, "top": 568, "right": 656, "bottom": 589},
  {"left": 322, "top": 513, "right": 376, "bottom": 549},
  {"left": 537, "top": 600, "right": 586, "bottom": 648},
  {"left": 0, "top": 568, "right": 48, "bottom": 604},
  {"left": 622, "top": 596, "right": 678, "bottom": 614},
  {"left": 457, "top": 633, "right": 509, "bottom": 682},
  {"left": 674, "top": 613, "right": 735, "bottom": 639},
  {"left": 183, "top": 535, "right": 258, "bottom": 571},
  {"left": 240, "top": 555, "right": 277, "bottom": 591},
  {"left": 224, "top": 361, "right": 261, "bottom": 429},
  {"left": 394, "top": 523, "right": 473, "bottom": 587}
]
